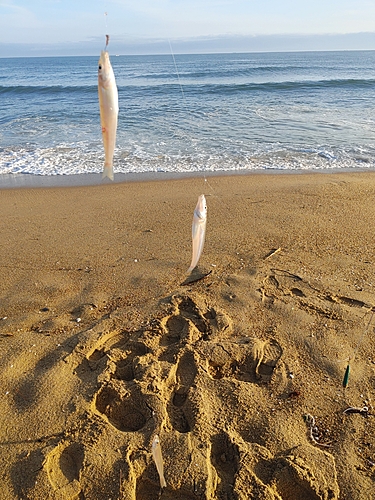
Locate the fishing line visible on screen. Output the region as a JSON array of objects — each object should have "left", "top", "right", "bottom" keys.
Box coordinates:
[
  {"left": 103, "top": 0, "right": 108, "bottom": 32},
  {"left": 102, "top": 0, "right": 110, "bottom": 53},
  {"left": 167, "top": 40, "right": 245, "bottom": 277},
  {"left": 167, "top": 40, "right": 221, "bottom": 198},
  {"left": 168, "top": 39, "right": 186, "bottom": 104}
]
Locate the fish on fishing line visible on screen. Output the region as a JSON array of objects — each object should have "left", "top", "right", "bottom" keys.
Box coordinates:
[
  {"left": 98, "top": 35, "right": 118, "bottom": 181},
  {"left": 167, "top": 45, "right": 216, "bottom": 277},
  {"left": 188, "top": 194, "right": 207, "bottom": 273}
]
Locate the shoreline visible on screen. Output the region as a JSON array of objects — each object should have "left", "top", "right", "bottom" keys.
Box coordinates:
[{"left": 1, "top": 165, "right": 375, "bottom": 190}]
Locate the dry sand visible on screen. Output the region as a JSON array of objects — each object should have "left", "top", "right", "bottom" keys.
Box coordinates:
[{"left": 0, "top": 171, "right": 374, "bottom": 499}]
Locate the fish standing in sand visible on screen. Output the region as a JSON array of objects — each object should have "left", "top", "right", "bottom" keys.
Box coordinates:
[
  {"left": 98, "top": 36, "right": 118, "bottom": 181},
  {"left": 188, "top": 194, "right": 207, "bottom": 273},
  {"left": 152, "top": 435, "right": 167, "bottom": 488}
]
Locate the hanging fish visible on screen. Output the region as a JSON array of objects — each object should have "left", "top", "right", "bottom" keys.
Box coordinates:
[
  {"left": 152, "top": 435, "right": 167, "bottom": 489},
  {"left": 188, "top": 194, "right": 207, "bottom": 273},
  {"left": 98, "top": 35, "right": 118, "bottom": 181}
]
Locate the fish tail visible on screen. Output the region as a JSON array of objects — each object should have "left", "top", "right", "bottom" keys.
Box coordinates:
[{"left": 102, "top": 164, "right": 114, "bottom": 181}]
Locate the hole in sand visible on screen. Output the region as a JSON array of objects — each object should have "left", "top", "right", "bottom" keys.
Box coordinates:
[
  {"left": 290, "top": 288, "right": 305, "bottom": 297},
  {"left": 115, "top": 359, "right": 134, "bottom": 381},
  {"left": 95, "top": 386, "right": 147, "bottom": 432},
  {"left": 59, "top": 443, "right": 84, "bottom": 483},
  {"left": 165, "top": 315, "right": 187, "bottom": 343}
]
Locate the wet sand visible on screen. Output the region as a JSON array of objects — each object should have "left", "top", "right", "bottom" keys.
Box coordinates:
[{"left": 0, "top": 171, "right": 374, "bottom": 499}]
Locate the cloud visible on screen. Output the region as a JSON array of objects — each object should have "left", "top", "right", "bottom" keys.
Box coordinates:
[
  {"left": 2, "top": 0, "right": 375, "bottom": 50},
  {"left": 1, "top": 32, "right": 374, "bottom": 58}
]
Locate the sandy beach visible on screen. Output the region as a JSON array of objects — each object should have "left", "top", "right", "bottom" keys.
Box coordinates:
[{"left": 0, "top": 171, "right": 374, "bottom": 499}]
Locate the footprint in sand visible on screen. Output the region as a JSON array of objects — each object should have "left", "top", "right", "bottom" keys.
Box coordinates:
[
  {"left": 271, "top": 444, "right": 340, "bottom": 500},
  {"left": 200, "top": 337, "right": 283, "bottom": 384},
  {"left": 211, "top": 431, "right": 240, "bottom": 499},
  {"left": 168, "top": 349, "right": 198, "bottom": 433},
  {"left": 52, "top": 292, "right": 339, "bottom": 499},
  {"left": 159, "top": 294, "right": 234, "bottom": 346},
  {"left": 159, "top": 295, "right": 211, "bottom": 345},
  {"left": 93, "top": 380, "right": 150, "bottom": 432},
  {"left": 112, "top": 341, "right": 148, "bottom": 382},
  {"left": 45, "top": 442, "right": 84, "bottom": 499},
  {"left": 260, "top": 269, "right": 369, "bottom": 320},
  {"left": 254, "top": 339, "right": 284, "bottom": 382}
]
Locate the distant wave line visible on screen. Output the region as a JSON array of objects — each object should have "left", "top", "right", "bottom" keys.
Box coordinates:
[
  {"left": 2, "top": 78, "right": 374, "bottom": 96},
  {"left": 197, "top": 78, "right": 375, "bottom": 93},
  {"left": 0, "top": 85, "right": 98, "bottom": 95},
  {"left": 130, "top": 65, "right": 336, "bottom": 80}
]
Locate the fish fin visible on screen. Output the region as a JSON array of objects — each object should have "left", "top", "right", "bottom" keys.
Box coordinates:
[{"left": 102, "top": 165, "right": 114, "bottom": 181}]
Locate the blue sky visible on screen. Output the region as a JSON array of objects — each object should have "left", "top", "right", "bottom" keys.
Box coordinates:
[{"left": 1, "top": 0, "right": 375, "bottom": 56}]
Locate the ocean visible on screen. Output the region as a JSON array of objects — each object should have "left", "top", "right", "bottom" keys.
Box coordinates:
[{"left": 1, "top": 50, "right": 375, "bottom": 181}]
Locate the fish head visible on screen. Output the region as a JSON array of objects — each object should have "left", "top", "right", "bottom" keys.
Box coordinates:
[
  {"left": 152, "top": 435, "right": 160, "bottom": 450},
  {"left": 98, "top": 50, "right": 114, "bottom": 87},
  {"left": 195, "top": 194, "right": 207, "bottom": 220}
]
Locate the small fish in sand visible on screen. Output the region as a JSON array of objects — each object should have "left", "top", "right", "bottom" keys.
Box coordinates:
[
  {"left": 188, "top": 194, "right": 207, "bottom": 273},
  {"left": 98, "top": 35, "right": 118, "bottom": 181},
  {"left": 152, "top": 434, "right": 167, "bottom": 489}
]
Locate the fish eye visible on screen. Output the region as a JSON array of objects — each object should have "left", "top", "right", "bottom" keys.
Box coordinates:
[{"left": 98, "top": 65, "right": 102, "bottom": 70}]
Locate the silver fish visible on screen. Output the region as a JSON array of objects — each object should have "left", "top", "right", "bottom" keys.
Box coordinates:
[
  {"left": 152, "top": 434, "right": 167, "bottom": 488},
  {"left": 98, "top": 37, "right": 118, "bottom": 181},
  {"left": 188, "top": 194, "right": 207, "bottom": 273}
]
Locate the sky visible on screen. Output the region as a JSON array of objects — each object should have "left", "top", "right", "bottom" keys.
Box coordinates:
[{"left": 1, "top": 0, "right": 375, "bottom": 57}]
